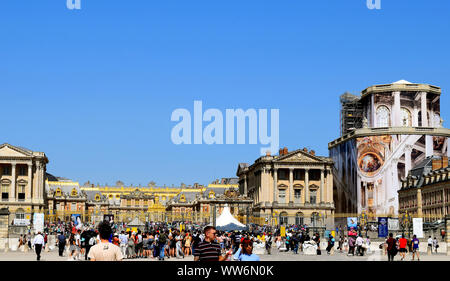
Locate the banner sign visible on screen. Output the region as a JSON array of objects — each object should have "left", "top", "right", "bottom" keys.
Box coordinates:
[
  {"left": 413, "top": 218, "right": 424, "bottom": 238},
  {"left": 347, "top": 217, "right": 357, "bottom": 229},
  {"left": 280, "top": 226, "right": 286, "bottom": 237},
  {"left": 33, "top": 213, "right": 44, "bottom": 233},
  {"left": 388, "top": 218, "right": 399, "bottom": 231},
  {"left": 104, "top": 214, "right": 114, "bottom": 223},
  {"left": 71, "top": 214, "right": 82, "bottom": 226},
  {"left": 13, "top": 219, "right": 30, "bottom": 226},
  {"left": 378, "top": 217, "right": 388, "bottom": 238}
]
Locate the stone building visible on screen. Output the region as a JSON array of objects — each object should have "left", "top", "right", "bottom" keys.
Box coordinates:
[
  {"left": 0, "top": 143, "right": 48, "bottom": 225},
  {"left": 165, "top": 179, "right": 252, "bottom": 224},
  {"left": 329, "top": 80, "right": 450, "bottom": 218},
  {"left": 237, "top": 147, "right": 334, "bottom": 228},
  {"left": 399, "top": 156, "right": 450, "bottom": 222}
]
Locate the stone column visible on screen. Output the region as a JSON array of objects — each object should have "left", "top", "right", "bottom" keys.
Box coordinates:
[
  {"left": 243, "top": 175, "right": 248, "bottom": 197},
  {"left": 357, "top": 177, "right": 362, "bottom": 210},
  {"left": 371, "top": 94, "right": 376, "bottom": 127},
  {"left": 327, "top": 168, "right": 333, "bottom": 204},
  {"left": 289, "top": 168, "right": 294, "bottom": 204},
  {"left": 392, "top": 91, "right": 401, "bottom": 127},
  {"left": 364, "top": 182, "right": 369, "bottom": 210},
  {"left": 417, "top": 188, "right": 423, "bottom": 218},
  {"left": 426, "top": 135, "right": 433, "bottom": 157},
  {"left": 273, "top": 167, "right": 278, "bottom": 203},
  {"left": 27, "top": 164, "right": 32, "bottom": 200},
  {"left": 421, "top": 92, "right": 428, "bottom": 127},
  {"left": 10, "top": 164, "right": 16, "bottom": 201},
  {"left": 413, "top": 106, "right": 419, "bottom": 127},
  {"left": 320, "top": 168, "right": 324, "bottom": 203},
  {"left": 405, "top": 145, "right": 412, "bottom": 177},
  {"left": 305, "top": 169, "right": 309, "bottom": 203}
]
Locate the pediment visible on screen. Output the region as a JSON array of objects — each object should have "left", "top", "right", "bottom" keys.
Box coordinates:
[
  {"left": 275, "top": 150, "right": 323, "bottom": 163},
  {"left": 0, "top": 144, "right": 32, "bottom": 158}
]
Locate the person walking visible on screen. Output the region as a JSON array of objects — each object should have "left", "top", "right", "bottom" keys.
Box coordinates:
[
  {"left": 411, "top": 235, "right": 420, "bottom": 261},
  {"left": 88, "top": 221, "right": 123, "bottom": 261},
  {"left": 265, "top": 232, "right": 273, "bottom": 254},
  {"left": 355, "top": 235, "right": 364, "bottom": 256},
  {"left": 427, "top": 236, "right": 433, "bottom": 255},
  {"left": 32, "top": 231, "right": 45, "bottom": 261},
  {"left": 119, "top": 231, "right": 128, "bottom": 258},
  {"left": 57, "top": 232, "right": 66, "bottom": 257},
  {"left": 398, "top": 234, "right": 408, "bottom": 261},
  {"left": 326, "top": 234, "right": 335, "bottom": 255},
  {"left": 386, "top": 233, "right": 397, "bottom": 261},
  {"left": 433, "top": 237, "right": 439, "bottom": 254}
]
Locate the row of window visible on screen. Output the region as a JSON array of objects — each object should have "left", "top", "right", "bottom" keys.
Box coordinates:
[
  {"left": 376, "top": 105, "right": 441, "bottom": 127},
  {"left": 0, "top": 165, "right": 28, "bottom": 176},
  {"left": 278, "top": 189, "right": 317, "bottom": 203},
  {"left": 1, "top": 184, "right": 26, "bottom": 201}
]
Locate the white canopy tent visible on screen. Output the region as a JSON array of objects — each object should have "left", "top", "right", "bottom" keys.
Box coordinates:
[{"left": 214, "top": 205, "right": 247, "bottom": 231}]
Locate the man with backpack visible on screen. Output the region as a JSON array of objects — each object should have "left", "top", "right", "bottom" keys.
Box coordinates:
[
  {"left": 265, "top": 232, "right": 273, "bottom": 255},
  {"left": 85, "top": 230, "right": 97, "bottom": 260},
  {"left": 326, "top": 234, "right": 335, "bottom": 255},
  {"left": 157, "top": 231, "right": 167, "bottom": 260},
  {"left": 57, "top": 232, "right": 66, "bottom": 257}
]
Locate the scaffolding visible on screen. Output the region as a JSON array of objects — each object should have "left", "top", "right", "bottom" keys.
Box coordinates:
[{"left": 340, "top": 92, "right": 363, "bottom": 136}]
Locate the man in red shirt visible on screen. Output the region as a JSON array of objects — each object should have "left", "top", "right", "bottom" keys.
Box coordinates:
[{"left": 398, "top": 234, "right": 408, "bottom": 261}]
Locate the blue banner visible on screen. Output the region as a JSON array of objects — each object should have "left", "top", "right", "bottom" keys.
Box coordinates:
[{"left": 378, "top": 217, "right": 388, "bottom": 238}]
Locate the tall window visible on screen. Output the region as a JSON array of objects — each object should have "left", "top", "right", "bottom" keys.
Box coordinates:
[
  {"left": 17, "top": 185, "right": 25, "bottom": 201},
  {"left": 18, "top": 166, "right": 27, "bottom": 176},
  {"left": 294, "top": 189, "right": 301, "bottom": 202},
  {"left": 2, "top": 166, "right": 11, "bottom": 176},
  {"left": 376, "top": 106, "right": 390, "bottom": 127},
  {"left": 279, "top": 212, "right": 288, "bottom": 225},
  {"left": 1, "top": 184, "right": 9, "bottom": 200},
  {"left": 295, "top": 212, "right": 304, "bottom": 225},
  {"left": 400, "top": 108, "right": 412, "bottom": 127},
  {"left": 278, "top": 189, "right": 286, "bottom": 202},
  {"left": 15, "top": 209, "right": 25, "bottom": 220},
  {"left": 310, "top": 189, "right": 317, "bottom": 204}
]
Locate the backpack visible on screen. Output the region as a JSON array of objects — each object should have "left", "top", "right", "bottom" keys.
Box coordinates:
[
  {"left": 159, "top": 234, "right": 167, "bottom": 245},
  {"left": 89, "top": 237, "right": 96, "bottom": 246}
]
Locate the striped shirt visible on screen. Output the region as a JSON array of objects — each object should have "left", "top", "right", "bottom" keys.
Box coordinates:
[{"left": 194, "top": 240, "right": 221, "bottom": 261}]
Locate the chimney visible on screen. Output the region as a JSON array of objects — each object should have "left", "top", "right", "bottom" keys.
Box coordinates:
[
  {"left": 266, "top": 150, "right": 271, "bottom": 156},
  {"left": 279, "top": 148, "right": 283, "bottom": 156},
  {"left": 283, "top": 147, "right": 288, "bottom": 155},
  {"left": 442, "top": 156, "right": 449, "bottom": 169},
  {"left": 432, "top": 158, "right": 442, "bottom": 171},
  {"left": 303, "top": 147, "right": 308, "bottom": 152},
  {"left": 310, "top": 150, "right": 315, "bottom": 156}
]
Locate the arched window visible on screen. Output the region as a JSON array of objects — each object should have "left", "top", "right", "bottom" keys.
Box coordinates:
[
  {"left": 279, "top": 212, "right": 288, "bottom": 226},
  {"left": 400, "top": 107, "right": 412, "bottom": 127},
  {"left": 376, "top": 106, "right": 390, "bottom": 127},
  {"left": 15, "top": 208, "right": 25, "bottom": 220},
  {"left": 311, "top": 212, "right": 321, "bottom": 227},
  {"left": 295, "top": 212, "right": 304, "bottom": 225},
  {"left": 71, "top": 188, "right": 78, "bottom": 197},
  {"left": 55, "top": 188, "right": 62, "bottom": 197}
]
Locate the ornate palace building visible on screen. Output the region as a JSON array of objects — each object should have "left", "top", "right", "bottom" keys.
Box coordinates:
[
  {"left": 237, "top": 147, "right": 334, "bottom": 228},
  {"left": 165, "top": 179, "right": 253, "bottom": 224},
  {"left": 0, "top": 144, "right": 48, "bottom": 225},
  {"left": 329, "top": 80, "right": 450, "bottom": 222},
  {"left": 399, "top": 156, "right": 450, "bottom": 222}
]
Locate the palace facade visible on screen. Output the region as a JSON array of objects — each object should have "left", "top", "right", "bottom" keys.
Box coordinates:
[
  {"left": 0, "top": 144, "right": 48, "bottom": 225},
  {"left": 237, "top": 147, "right": 335, "bottom": 228},
  {"left": 399, "top": 156, "right": 450, "bottom": 222},
  {"left": 329, "top": 80, "right": 450, "bottom": 219}
]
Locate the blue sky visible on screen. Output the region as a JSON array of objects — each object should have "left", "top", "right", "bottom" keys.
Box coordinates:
[{"left": 1, "top": 0, "right": 449, "bottom": 187}]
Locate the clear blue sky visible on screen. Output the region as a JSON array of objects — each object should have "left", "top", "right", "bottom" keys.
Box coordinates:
[{"left": 1, "top": 0, "right": 449, "bottom": 187}]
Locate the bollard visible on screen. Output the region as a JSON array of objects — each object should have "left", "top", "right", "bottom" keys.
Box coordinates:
[{"left": 4, "top": 243, "right": 8, "bottom": 253}]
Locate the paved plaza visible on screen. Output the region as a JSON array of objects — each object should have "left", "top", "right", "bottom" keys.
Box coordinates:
[{"left": 1, "top": 242, "right": 449, "bottom": 261}]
